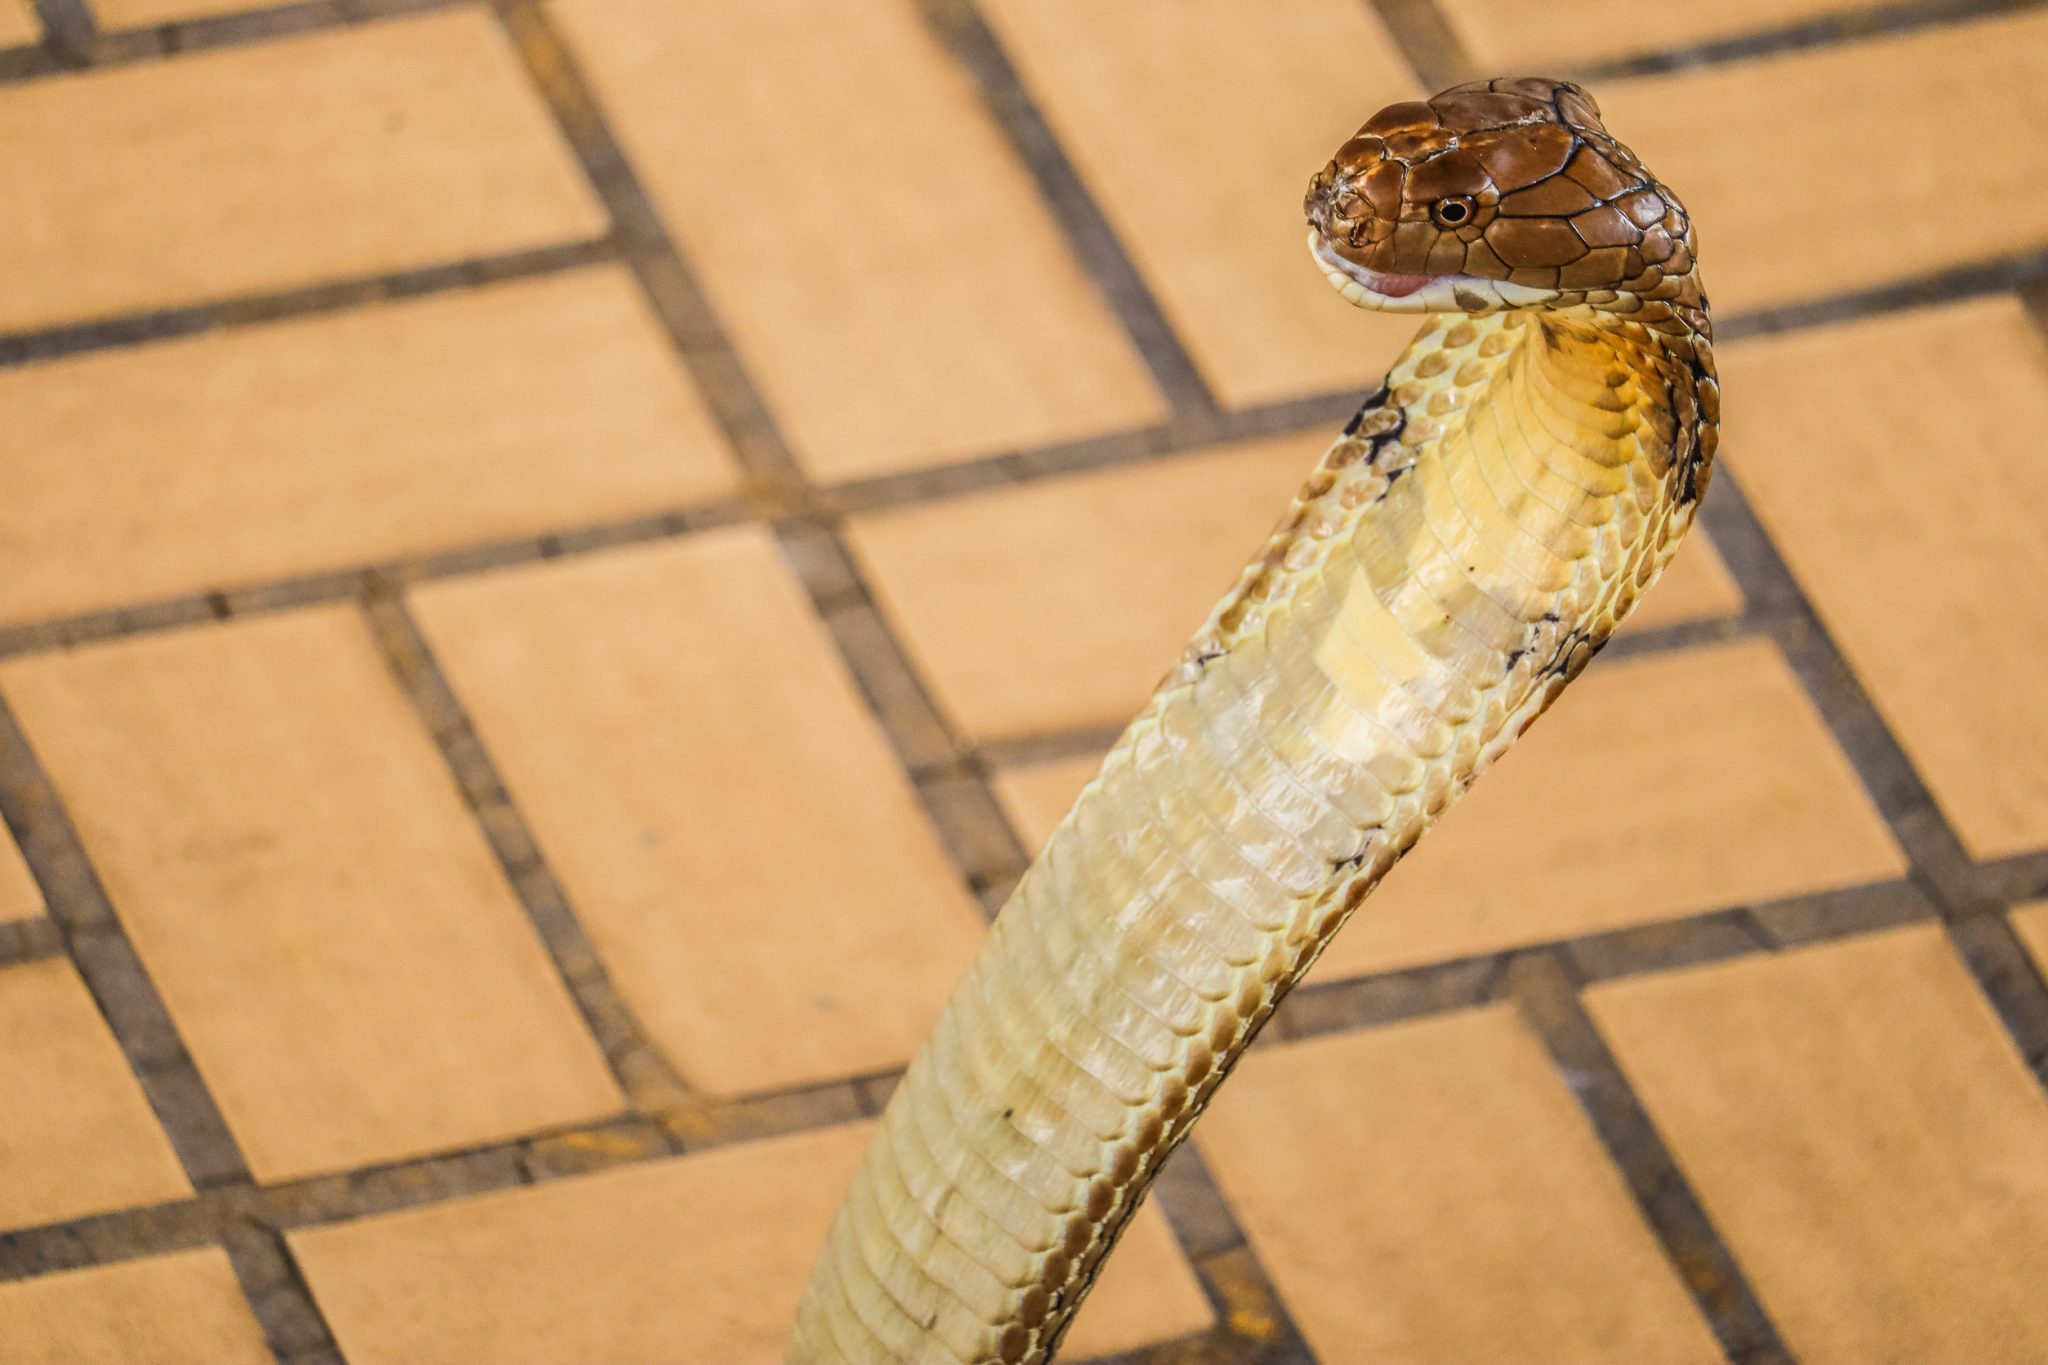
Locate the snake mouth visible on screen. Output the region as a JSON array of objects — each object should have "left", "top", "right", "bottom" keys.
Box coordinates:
[
  {"left": 1310, "top": 233, "right": 1433, "bottom": 300},
  {"left": 1309, "top": 231, "right": 1556, "bottom": 314}
]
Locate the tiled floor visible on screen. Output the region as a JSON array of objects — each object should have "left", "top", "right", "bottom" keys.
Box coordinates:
[{"left": 3, "top": 2, "right": 2046, "bottom": 1363}]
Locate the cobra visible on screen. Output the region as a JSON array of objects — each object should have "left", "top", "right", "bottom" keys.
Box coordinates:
[{"left": 790, "top": 76, "right": 1718, "bottom": 1363}]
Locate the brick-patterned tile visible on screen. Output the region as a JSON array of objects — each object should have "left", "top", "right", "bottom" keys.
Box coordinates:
[
  {"left": 412, "top": 530, "right": 988, "bottom": 1096},
  {"left": 1723, "top": 297, "right": 2048, "bottom": 858},
  {"left": 0, "top": 1248, "right": 271, "bottom": 1365},
  {"left": 1199, "top": 1007, "right": 1720, "bottom": 1363},
  {"left": 0, "top": 958, "right": 190, "bottom": 1231},
  {"left": 993, "top": 642, "right": 1902, "bottom": 978},
  {"left": 0, "top": 0, "right": 37, "bottom": 47},
  {"left": 0, "top": 825, "right": 42, "bottom": 923},
  {"left": 2015, "top": 901, "right": 2048, "bottom": 975},
  {"left": 979, "top": 0, "right": 1419, "bottom": 407},
  {"left": 0, "top": 609, "right": 622, "bottom": 1183},
  {"left": 294, "top": 1120, "right": 1209, "bottom": 1363},
  {"left": 1598, "top": 13, "right": 2048, "bottom": 315},
  {"left": 3, "top": 269, "right": 734, "bottom": 627},
  {"left": 551, "top": 0, "right": 1162, "bottom": 482},
  {"left": 853, "top": 429, "right": 1744, "bottom": 743},
  {"left": 0, "top": 10, "right": 604, "bottom": 332},
  {"left": 1440, "top": 0, "right": 1885, "bottom": 68},
  {"left": 1588, "top": 925, "right": 2048, "bottom": 1362},
  {"left": 0, "top": 957, "right": 190, "bottom": 1236}
]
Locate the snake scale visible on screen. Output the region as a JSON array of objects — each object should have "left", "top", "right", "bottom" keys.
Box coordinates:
[{"left": 790, "top": 77, "right": 1717, "bottom": 1363}]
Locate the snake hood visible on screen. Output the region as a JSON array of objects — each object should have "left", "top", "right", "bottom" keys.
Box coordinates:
[{"left": 1306, "top": 77, "right": 1703, "bottom": 325}]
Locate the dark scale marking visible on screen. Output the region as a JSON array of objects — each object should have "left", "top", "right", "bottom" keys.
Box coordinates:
[{"left": 1343, "top": 385, "right": 1392, "bottom": 436}]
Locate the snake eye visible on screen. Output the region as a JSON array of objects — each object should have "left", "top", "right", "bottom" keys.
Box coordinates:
[{"left": 1431, "top": 196, "right": 1476, "bottom": 227}]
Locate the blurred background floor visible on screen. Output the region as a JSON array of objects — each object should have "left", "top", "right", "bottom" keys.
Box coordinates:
[{"left": 3, "top": 0, "right": 2048, "bottom": 1361}]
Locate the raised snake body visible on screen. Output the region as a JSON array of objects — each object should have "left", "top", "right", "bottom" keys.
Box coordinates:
[{"left": 790, "top": 77, "right": 1717, "bottom": 1363}]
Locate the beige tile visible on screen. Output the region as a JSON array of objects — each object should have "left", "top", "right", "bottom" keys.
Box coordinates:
[
  {"left": 295, "top": 1120, "right": 1208, "bottom": 1363},
  {"left": 551, "top": 0, "right": 1161, "bottom": 482},
  {"left": 980, "top": 0, "right": 1419, "bottom": 407},
  {"left": 0, "top": 825, "right": 43, "bottom": 923},
  {"left": 1441, "top": 0, "right": 1884, "bottom": 68},
  {"left": 1598, "top": 13, "right": 2048, "bottom": 315},
  {"left": 1589, "top": 925, "right": 2048, "bottom": 1363},
  {"left": 1722, "top": 297, "right": 2048, "bottom": 858},
  {"left": 2015, "top": 901, "right": 2048, "bottom": 976},
  {"left": 1199, "top": 1006, "right": 1719, "bottom": 1363},
  {"left": 2, "top": 269, "right": 734, "bottom": 627},
  {"left": 0, "top": 0, "right": 38, "bottom": 47},
  {"left": 412, "top": 530, "right": 987, "bottom": 1096},
  {"left": 0, "top": 609, "right": 621, "bottom": 1183},
  {"left": 995, "top": 642, "right": 1903, "bottom": 978},
  {"left": 0, "top": 1248, "right": 271, "bottom": 1365},
  {"left": 91, "top": 0, "right": 271, "bottom": 25},
  {"left": 850, "top": 432, "right": 1327, "bottom": 741},
  {"left": 1627, "top": 533, "right": 1741, "bottom": 631},
  {"left": 0, "top": 958, "right": 190, "bottom": 1231},
  {"left": 1324, "top": 640, "right": 1903, "bottom": 978},
  {"left": 0, "top": 10, "right": 604, "bottom": 332}
]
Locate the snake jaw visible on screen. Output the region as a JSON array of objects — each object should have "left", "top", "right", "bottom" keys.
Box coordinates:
[{"left": 1309, "top": 230, "right": 1558, "bottom": 314}]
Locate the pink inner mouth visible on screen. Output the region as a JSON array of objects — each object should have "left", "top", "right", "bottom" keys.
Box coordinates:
[
  {"left": 1363, "top": 269, "right": 1432, "bottom": 297},
  {"left": 1312, "top": 234, "right": 1433, "bottom": 297}
]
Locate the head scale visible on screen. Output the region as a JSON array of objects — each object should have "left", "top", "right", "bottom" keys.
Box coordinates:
[{"left": 1305, "top": 77, "right": 1700, "bottom": 319}]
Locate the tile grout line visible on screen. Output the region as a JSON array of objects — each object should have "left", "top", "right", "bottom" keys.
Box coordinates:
[
  {"left": 357, "top": 591, "right": 700, "bottom": 1124},
  {"left": 0, "top": 913, "right": 66, "bottom": 968},
  {"left": 1365, "top": 0, "right": 1478, "bottom": 90},
  {"left": 0, "top": 1094, "right": 866, "bottom": 1288},
  {"left": 1571, "top": 0, "right": 2048, "bottom": 83},
  {"left": 27, "top": 0, "right": 92, "bottom": 60},
  {"left": 1507, "top": 951, "right": 1794, "bottom": 1364},
  {"left": 1266, "top": 875, "right": 1941, "bottom": 1053},
  {"left": 0, "top": 497, "right": 751, "bottom": 665},
  {"left": 1699, "top": 470, "right": 2048, "bottom": 1084},
  {"left": 0, "top": 0, "right": 464, "bottom": 85},
  {"left": 915, "top": 0, "right": 1221, "bottom": 419},
  {"left": 0, "top": 694, "right": 344, "bottom": 1362},
  {"left": 0, "top": 238, "right": 613, "bottom": 371}
]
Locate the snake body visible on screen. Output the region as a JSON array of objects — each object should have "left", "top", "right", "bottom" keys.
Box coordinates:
[{"left": 790, "top": 78, "right": 1716, "bottom": 1363}]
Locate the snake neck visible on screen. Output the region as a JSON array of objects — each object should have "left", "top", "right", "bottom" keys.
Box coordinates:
[
  {"left": 1190, "top": 300, "right": 1717, "bottom": 701},
  {"left": 789, "top": 300, "right": 1719, "bottom": 1365}
]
